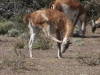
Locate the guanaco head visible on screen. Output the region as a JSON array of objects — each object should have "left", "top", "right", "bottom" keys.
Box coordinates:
[
  {"left": 92, "top": 17, "right": 100, "bottom": 33},
  {"left": 61, "top": 37, "right": 72, "bottom": 53}
]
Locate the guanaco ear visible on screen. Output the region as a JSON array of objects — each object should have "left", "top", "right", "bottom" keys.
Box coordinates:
[{"left": 48, "top": 1, "right": 55, "bottom": 9}]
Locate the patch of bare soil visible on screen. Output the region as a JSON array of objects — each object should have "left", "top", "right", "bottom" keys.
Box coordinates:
[{"left": 0, "top": 25, "right": 100, "bottom": 75}]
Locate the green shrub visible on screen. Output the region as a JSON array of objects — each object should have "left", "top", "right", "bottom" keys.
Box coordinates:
[
  {"left": 33, "top": 38, "right": 51, "bottom": 50},
  {"left": 11, "top": 33, "right": 29, "bottom": 49},
  {"left": 18, "top": 23, "right": 28, "bottom": 33},
  {"left": 74, "top": 30, "right": 80, "bottom": 36},
  {"left": 73, "top": 38, "right": 85, "bottom": 46},
  {"left": 0, "top": 21, "right": 16, "bottom": 34},
  {"left": 8, "top": 29, "right": 20, "bottom": 37},
  {"left": 4, "top": 21, "right": 15, "bottom": 29},
  {"left": 0, "top": 21, "right": 26, "bottom": 36},
  {"left": 0, "top": 22, "right": 7, "bottom": 34},
  {"left": 13, "top": 40, "right": 25, "bottom": 49},
  {"left": 20, "top": 33, "right": 30, "bottom": 40}
]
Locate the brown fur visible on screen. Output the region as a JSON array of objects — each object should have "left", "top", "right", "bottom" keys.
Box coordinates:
[
  {"left": 48, "top": 0, "right": 87, "bottom": 26},
  {"left": 56, "top": 0, "right": 80, "bottom": 10},
  {"left": 74, "top": 3, "right": 87, "bottom": 26},
  {"left": 23, "top": 14, "right": 31, "bottom": 24},
  {"left": 23, "top": 9, "right": 74, "bottom": 58},
  {"left": 23, "top": 9, "right": 74, "bottom": 37},
  {"left": 95, "top": 17, "right": 100, "bottom": 24}
]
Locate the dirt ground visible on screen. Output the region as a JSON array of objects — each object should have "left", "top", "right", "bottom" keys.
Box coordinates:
[{"left": 0, "top": 25, "right": 100, "bottom": 75}]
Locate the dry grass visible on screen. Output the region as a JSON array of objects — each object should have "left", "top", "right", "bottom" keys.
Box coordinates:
[{"left": 0, "top": 25, "right": 100, "bottom": 75}]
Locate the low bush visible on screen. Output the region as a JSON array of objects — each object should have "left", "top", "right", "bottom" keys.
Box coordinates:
[
  {"left": 11, "top": 36, "right": 27, "bottom": 50},
  {"left": 0, "top": 20, "right": 27, "bottom": 36},
  {"left": 77, "top": 52, "right": 100, "bottom": 66},
  {"left": 0, "top": 22, "right": 7, "bottom": 34},
  {"left": 73, "top": 26, "right": 80, "bottom": 37},
  {"left": 8, "top": 29, "right": 20, "bottom": 37},
  {"left": 72, "top": 38, "right": 85, "bottom": 46},
  {"left": 33, "top": 37, "right": 51, "bottom": 50},
  {"left": 0, "top": 21, "right": 17, "bottom": 35}
]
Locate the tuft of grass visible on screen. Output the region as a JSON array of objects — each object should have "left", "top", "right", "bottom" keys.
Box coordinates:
[
  {"left": 72, "top": 38, "right": 85, "bottom": 46},
  {"left": 2, "top": 40, "right": 27, "bottom": 72},
  {"left": 8, "top": 29, "right": 20, "bottom": 37},
  {"left": 11, "top": 36, "right": 27, "bottom": 49},
  {"left": 1, "top": 47, "right": 34, "bottom": 72},
  {"left": 2, "top": 54, "right": 26, "bottom": 72},
  {"left": 11, "top": 32, "right": 30, "bottom": 50},
  {"left": 33, "top": 38, "right": 52, "bottom": 50},
  {"left": 77, "top": 52, "right": 100, "bottom": 66},
  {"left": 73, "top": 26, "right": 80, "bottom": 37},
  {"left": 74, "top": 29, "right": 80, "bottom": 36}
]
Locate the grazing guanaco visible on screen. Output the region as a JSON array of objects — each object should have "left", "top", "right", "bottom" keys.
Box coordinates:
[
  {"left": 48, "top": 0, "right": 87, "bottom": 36},
  {"left": 23, "top": 9, "right": 74, "bottom": 58},
  {"left": 92, "top": 17, "right": 100, "bottom": 33}
]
